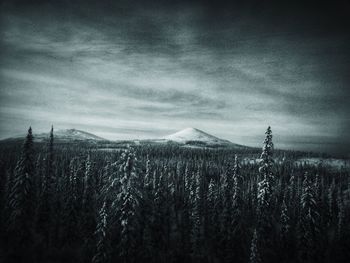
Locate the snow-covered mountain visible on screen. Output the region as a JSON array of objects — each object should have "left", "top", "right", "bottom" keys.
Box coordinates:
[
  {"left": 36, "top": 129, "right": 106, "bottom": 141},
  {"left": 2, "top": 127, "right": 246, "bottom": 149},
  {"left": 162, "top": 127, "right": 232, "bottom": 146},
  {"left": 4, "top": 128, "right": 106, "bottom": 142}
]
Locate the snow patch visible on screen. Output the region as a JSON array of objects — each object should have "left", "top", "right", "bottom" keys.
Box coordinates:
[
  {"left": 36, "top": 129, "right": 106, "bottom": 141},
  {"left": 163, "top": 127, "right": 231, "bottom": 146}
]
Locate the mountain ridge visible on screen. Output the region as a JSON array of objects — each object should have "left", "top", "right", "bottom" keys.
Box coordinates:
[
  {"left": 1, "top": 127, "right": 246, "bottom": 148},
  {"left": 162, "top": 127, "right": 232, "bottom": 146},
  {"left": 2, "top": 128, "right": 106, "bottom": 142}
]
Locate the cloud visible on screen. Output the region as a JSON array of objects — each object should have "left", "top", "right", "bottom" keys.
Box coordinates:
[{"left": 0, "top": 0, "right": 349, "bottom": 155}]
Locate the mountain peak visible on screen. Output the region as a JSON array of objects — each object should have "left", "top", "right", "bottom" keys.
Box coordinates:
[
  {"left": 52, "top": 128, "right": 105, "bottom": 141},
  {"left": 181, "top": 127, "right": 201, "bottom": 133},
  {"left": 163, "top": 127, "right": 231, "bottom": 145}
]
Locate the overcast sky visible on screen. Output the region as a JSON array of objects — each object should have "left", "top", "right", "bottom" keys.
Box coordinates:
[{"left": 1, "top": 0, "right": 350, "bottom": 155}]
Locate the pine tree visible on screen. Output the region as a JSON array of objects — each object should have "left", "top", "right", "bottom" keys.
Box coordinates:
[
  {"left": 61, "top": 158, "right": 80, "bottom": 245},
  {"left": 46, "top": 125, "right": 54, "bottom": 194},
  {"left": 232, "top": 154, "right": 243, "bottom": 223},
  {"left": 37, "top": 126, "right": 55, "bottom": 247},
  {"left": 220, "top": 161, "right": 234, "bottom": 259},
  {"left": 8, "top": 127, "right": 35, "bottom": 226},
  {"left": 336, "top": 189, "right": 344, "bottom": 239},
  {"left": 101, "top": 160, "right": 121, "bottom": 221},
  {"left": 287, "top": 174, "right": 296, "bottom": 210},
  {"left": 298, "top": 172, "right": 319, "bottom": 263},
  {"left": 118, "top": 147, "right": 141, "bottom": 263},
  {"left": 206, "top": 178, "right": 216, "bottom": 229},
  {"left": 327, "top": 178, "right": 336, "bottom": 225},
  {"left": 144, "top": 155, "right": 152, "bottom": 191},
  {"left": 140, "top": 154, "right": 155, "bottom": 261},
  {"left": 280, "top": 200, "right": 290, "bottom": 247},
  {"left": 190, "top": 168, "right": 202, "bottom": 260},
  {"left": 256, "top": 126, "right": 275, "bottom": 262},
  {"left": 92, "top": 202, "right": 110, "bottom": 263},
  {"left": 7, "top": 127, "right": 35, "bottom": 258},
  {"left": 81, "top": 154, "right": 97, "bottom": 261},
  {"left": 249, "top": 229, "right": 261, "bottom": 263},
  {"left": 258, "top": 126, "right": 274, "bottom": 183},
  {"left": 83, "top": 154, "right": 95, "bottom": 208},
  {"left": 257, "top": 127, "right": 274, "bottom": 225}
]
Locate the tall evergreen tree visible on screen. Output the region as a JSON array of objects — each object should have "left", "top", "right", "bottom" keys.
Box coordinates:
[
  {"left": 298, "top": 172, "right": 319, "bottom": 263},
  {"left": 37, "top": 126, "right": 55, "bottom": 247},
  {"left": 256, "top": 126, "right": 275, "bottom": 262},
  {"left": 280, "top": 200, "right": 290, "bottom": 243},
  {"left": 232, "top": 154, "right": 243, "bottom": 223},
  {"left": 118, "top": 147, "right": 141, "bottom": 263},
  {"left": 61, "top": 158, "right": 80, "bottom": 245},
  {"left": 249, "top": 229, "right": 261, "bottom": 263},
  {"left": 81, "top": 154, "right": 97, "bottom": 261},
  {"left": 7, "top": 127, "right": 35, "bottom": 260},
  {"left": 92, "top": 202, "right": 110, "bottom": 263},
  {"left": 257, "top": 127, "right": 274, "bottom": 222},
  {"left": 190, "top": 168, "right": 202, "bottom": 261},
  {"left": 220, "top": 161, "right": 234, "bottom": 260}
]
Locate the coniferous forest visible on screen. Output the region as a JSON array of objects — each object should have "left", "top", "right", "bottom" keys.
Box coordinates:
[{"left": 0, "top": 126, "right": 349, "bottom": 263}]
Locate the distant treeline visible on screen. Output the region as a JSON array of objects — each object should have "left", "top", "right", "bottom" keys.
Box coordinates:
[{"left": 0, "top": 126, "right": 349, "bottom": 263}]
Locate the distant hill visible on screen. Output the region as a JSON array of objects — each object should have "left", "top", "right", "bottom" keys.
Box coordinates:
[
  {"left": 2, "top": 128, "right": 106, "bottom": 142},
  {"left": 0, "top": 127, "right": 248, "bottom": 149},
  {"left": 161, "top": 127, "right": 246, "bottom": 148}
]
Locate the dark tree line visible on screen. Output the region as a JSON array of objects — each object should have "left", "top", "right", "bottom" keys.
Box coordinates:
[{"left": 0, "top": 126, "right": 349, "bottom": 263}]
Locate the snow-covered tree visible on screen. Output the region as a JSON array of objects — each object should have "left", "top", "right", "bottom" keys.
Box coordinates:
[
  {"left": 118, "top": 147, "right": 141, "bottom": 262},
  {"left": 336, "top": 189, "right": 344, "bottom": 239},
  {"left": 36, "top": 126, "right": 55, "bottom": 246},
  {"left": 232, "top": 154, "right": 243, "bottom": 222},
  {"left": 258, "top": 126, "right": 274, "bottom": 223},
  {"left": 280, "top": 200, "right": 290, "bottom": 245},
  {"left": 45, "top": 125, "right": 55, "bottom": 194},
  {"left": 6, "top": 127, "right": 35, "bottom": 261},
  {"left": 61, "top": 158, "right": 80, "bottom": 244},
  {"left": 92, "top": 202, "right": 110, "bottom": 263},
  {"left": 256, "top": 126, "right": 276, "bottom": 262},
  {"left": 8, "top": 127, "right": 35, "bottom": 233},
  {"left": 206, "top": 178, "right": 216, "bottom": 222},
  {"left": 83, "top": 154, "right": 95, "bottom": 207},
  {"left": 327, "top": 178, "right": 336, "bottom": 225},
  {"left": 250, "top": 229, "right": 261, "bottom": 263},
  {"left": 190, "top": 168, "right": 202, "bottom": 258},
  {"left": 144, "top": 155, "right": 152, "bottom": 190},
  {"left": 298, "top": 172, "right": 319, "bottom": 262},
  {"left": 257, "top": 126, "right": 274, "bottom": 224},
  {"left": 221, "top": 162, "right": 234, "bottom": 238},
  {"left": 258, "top": 126, "right": 274, "bottom": 183}
]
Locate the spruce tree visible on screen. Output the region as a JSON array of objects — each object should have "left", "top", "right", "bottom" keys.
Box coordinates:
[
  {"left": 249, "top": 229, "right": 261, "bottom": 263},
  {"left": 61, "top": 158, "right": 80, "bottom": 245},
  {"left": 220, "top": 160, "right": 234, "bottom": 260},
  {"left": 118, "top": 147, "right": 141, "bottom": 263},
  {"left": 336, "top": 189, "right": 344, "bottom": 239},
  {"left": 81, "top": 154, "right": 97, "bottom": 261},
  {"left": 256, "top": 126, "right": 275, "bottom": 262},
  {"left": 37, "top": 126, "right": 55, "bottom": 247},
  {"left": 280, "top": 199, "right": 291, "bottom": 257},
  {"left": 232, "top": 154, "right": 243, "bottom": 223},
  {"left": 92, "top": 202, "right": 110, "bottom": 263},
  {"left": 190, "top": 168, "right": 202, "bottom": 260},
  {"left": 7, "top": 127, "right": 35, "bottom": 258},
  {"left": 206, "top": 178, "right": 220, "bottom": 260},
  {"left": 298, "top": 172, "right": 319, "bottom": 263}
]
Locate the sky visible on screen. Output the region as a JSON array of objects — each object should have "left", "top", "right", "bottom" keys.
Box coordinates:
[{"left": 1, "top": 0, "right": 350, "bottom": 156}]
